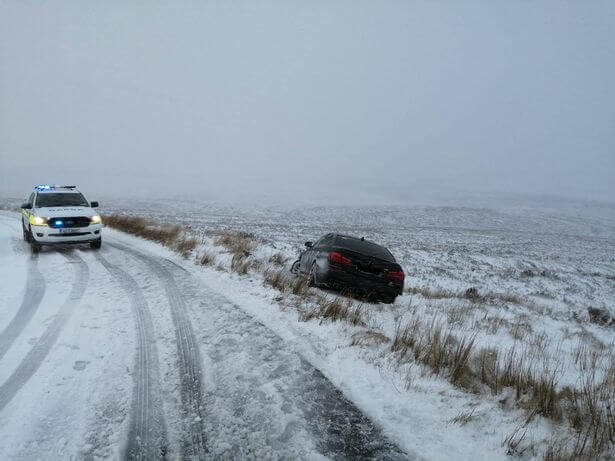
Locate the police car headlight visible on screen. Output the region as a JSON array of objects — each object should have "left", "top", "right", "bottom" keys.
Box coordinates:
[
  {"left": 31, "top": 215, "right": 48, "bottom": 226},
  {"left": 91, "top": 215, "right": 102, "bottom": 224}
]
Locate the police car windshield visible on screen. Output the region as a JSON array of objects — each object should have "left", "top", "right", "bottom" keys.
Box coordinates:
[{"left": 36, "top": 193, "right": 89, "bottom": 208}]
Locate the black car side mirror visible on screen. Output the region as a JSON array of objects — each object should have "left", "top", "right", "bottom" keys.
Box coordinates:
[
  {"left": 305, "top": 241, "right": 313, "bottom": 248},
  {"left": 21, "top": 202, "right": 32, "bottom": 210},
  {"left": 90, "top": 201, "right": 99, "bottom": 208}
]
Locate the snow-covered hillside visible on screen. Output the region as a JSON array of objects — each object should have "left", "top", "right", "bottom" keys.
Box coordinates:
[
  {"left": 1, "top": 199, "right": 614, "bottom": 460},
  {"left": 97, "top": 199, "right": 615, "bottom": 459}
]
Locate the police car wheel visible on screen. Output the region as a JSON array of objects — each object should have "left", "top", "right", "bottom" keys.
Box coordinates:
[
  {"left": 90, "top": 238, "right": 102, "bottom": 250},
  {"left": 22, "top": 223, "right": 28, "bottom": 242},
  {"left": 25, "top": 224, "right": 34, "bottom": 243},
  {"left": 31, "top": 242, "right": 41, "bottom": 253}
]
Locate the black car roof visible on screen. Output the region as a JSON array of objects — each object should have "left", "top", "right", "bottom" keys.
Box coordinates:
[
  {"left": 333, "top": 233, "right": 380, "bottom": 246},
  {"left": 332, "top": 234, "right": 396, "bottom": 262}
]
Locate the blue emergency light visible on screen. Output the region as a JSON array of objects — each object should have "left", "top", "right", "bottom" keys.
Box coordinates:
[{"left": 34, "top": 184, "right": 77, "bottom": 191}]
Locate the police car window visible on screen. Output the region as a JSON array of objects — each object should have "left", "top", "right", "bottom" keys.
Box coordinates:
[
  {"left": 36, "top": 193, "right": 89, "bottom": 208},
  {"left": 28, "top": 193, "right": 35, "bottom": 204}
]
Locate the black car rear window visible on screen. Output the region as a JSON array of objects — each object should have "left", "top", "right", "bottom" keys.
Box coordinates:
[
  {"left": 36, "top": 193, "right": 89, "bottom": 208},
  {"left": 334, "top": 236, "right": 395, "bottom": 262}
]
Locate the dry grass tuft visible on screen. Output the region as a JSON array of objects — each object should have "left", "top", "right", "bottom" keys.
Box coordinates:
[
  {"left": 263, "top": 270, "right": 311, "bottom": 298},
  {"left": 509, "top": 318, "right": 534, "bottom": 341},
  {"left": 174, "top": 237, "right": 198, "bottom": 257},
  {"left": 103, "top": 214, "right": 197, "bottom": 256},
  {"left": 551, "top": 360, "right": 615, "bottom": 459},
  {"left": 268, "top": 252, "right": 288, "bottom": 267},
  {"left": 406, "top": 286, "right": 454, "bottom": 300},
  {"left": 351, "top": 330, "right": 391, "bottom": 347},
  {"left": 446, "top": 304, "right": 480, "bottom": 325},
  {"left": 448, "top": 409, "right": 478, "bottom": 426},
  {"left": 450, "top": 335, "right": 477, "bottom": 386},
  {"left": 231, "top": 253, "right": 252, "bottom": 275},
  {"left": 406, "top": 285, "right": 523, "bottom": 307},
  {"left": 291, "top": 276, "right": 310, "bottom": 296},
  {"left": 391, "top": 317, "right": 476, "bottom": 385},
  {"left": 465, "top": 288, "right": 522, "bottom": 306},
  {"left": 302, "top": 296, "right": 365, "bottom": 326},
  {"left": 474, "top": 347, "right": 499, "bottom": 390},
  {"left": 199, "top": 250, "right": 216, "bottom": 266},
  {"left": 503, "top": 426, "right": 530, "bottom": 457},
  {"left": 214, "top": 230, "right": 256, "bottom": 258},
  {"left": 463, "top": 287, "right": 481, "bottom": 302},
  {"left": 104, "top": 215, "right": 179, "bottom": 244},
  {"left": 392, "top": 314, "right": 615, "bottom": 459},
  {"left": 264, "top": 269, "right": 288, "bottom": 292}
]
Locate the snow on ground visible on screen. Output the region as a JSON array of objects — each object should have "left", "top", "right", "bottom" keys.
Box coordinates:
[
  {"left": 1, "top": 197, "right": 614, "bottom": 459},
  {"left": 0, "top": 211, "right": 408, "bottom": 460},
  {"left": 104, "top": 228, "right": 515, "bottom": 460},
  {"left": 99, "top": 198, "right": 615, "bottom": 457},
  {"left": 0, "top": 215, "right": 134, "bottom": 459}
]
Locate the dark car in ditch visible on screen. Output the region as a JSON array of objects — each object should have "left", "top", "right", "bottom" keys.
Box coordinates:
[{"left": 292, "top": 233, "right": 405, "bottom": 303}]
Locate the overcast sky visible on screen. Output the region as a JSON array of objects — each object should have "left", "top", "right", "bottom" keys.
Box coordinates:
[{"left": 1, "top": 0, "right": 613, "bottom": 205}]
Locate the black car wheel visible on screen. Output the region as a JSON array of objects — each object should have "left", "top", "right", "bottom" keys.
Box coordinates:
[
  {"left": 290, "top": 259, "right": 300, "bottom": 275},
  {"left": 382, "top": 295, "right": 397, "bottom": 304},
  {"left": 90, "top": 238, "right": 102, "bottom": 250}
]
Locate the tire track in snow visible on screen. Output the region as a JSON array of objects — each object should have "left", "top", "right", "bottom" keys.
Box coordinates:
[
  {"left": 0, "top": 216, "right": 27, "bottom": 255},
  {"left": 10, "top": 236, "right": 29, "bottom": 255},
  {"left": 301, "top": 365, "right": 409, "bottom": 460},
  {"left": 0, "top": 251, "right": 88, "bottom": 412},
  {"left": 94, "top": 252, "right": 168, "bottom": 460},
  {"left": 109, "top": 242, "right": 207, "bottom": 459},
  {"left": 0, "top": 212, "right": 18, "bottom": 223},
  {"left": 163, "top": 260, "right": 409, "bottom": 461},
  {"left": 0, "top": 253, "right": 45, "bottom": 361}
]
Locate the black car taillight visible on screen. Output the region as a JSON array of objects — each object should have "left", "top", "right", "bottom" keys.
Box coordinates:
[
  {"left": 329, "top": 251, "right": 351, "bottom": 267},
  {"left": 387, "top": 270, "right": 405, "bottom": 282}
]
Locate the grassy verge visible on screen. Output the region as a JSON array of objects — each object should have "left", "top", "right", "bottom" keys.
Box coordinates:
[
  {"left": 103, "top": 214, "right": 197, "bottom": 257},
  {"left": 391, "top": 314, "right": 615, "bottom": 460},
  {"left": 104, "top": 213, "right": 615, "bottom": 460}
]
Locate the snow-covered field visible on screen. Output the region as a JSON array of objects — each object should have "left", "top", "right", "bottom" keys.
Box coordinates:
[
  {"left": 100, "top": 198, "right": 615, "bottom": 458},
  {"left": 103, "top": 197, "right": 615, "bottom": 321},
  {"left": 0, "top": 210, "right": 406, "bottom": 460},
  {"left": 1, "top": 197, "right": 614, "bottom": 460}
]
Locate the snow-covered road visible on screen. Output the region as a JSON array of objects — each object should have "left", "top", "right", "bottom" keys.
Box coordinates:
[{"left": 0, "top": 213, "right": 409, "bottom": 460}]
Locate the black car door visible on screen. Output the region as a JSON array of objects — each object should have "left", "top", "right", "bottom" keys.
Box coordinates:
[
  {"left": 313, "top": 234, "right": 335, "bottom": 268},
  {"left": 305, "top": 234, "right": 333, "bottom": 272},
  {"left": 299, "top": 235, "right": 324, "bottom": 274}
]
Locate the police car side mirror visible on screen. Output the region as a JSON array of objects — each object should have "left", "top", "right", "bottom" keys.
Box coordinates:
[
  {"left": 21, "top": 202, "right": 32, "bottom": 210},
  {"left": 90, "top": 201, "right": 99, "bottom": 208},
  {"left": 305, "top": 241, "right": 313, "bottom": 248}
]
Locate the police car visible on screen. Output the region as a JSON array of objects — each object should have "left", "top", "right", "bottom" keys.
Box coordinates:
[{"left": 21, "top": 185, "right": 103, "bottom": 252}]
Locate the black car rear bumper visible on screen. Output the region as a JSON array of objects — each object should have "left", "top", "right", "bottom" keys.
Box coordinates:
[{"left": 317, "top": 266, "right": 403, "bottom": 297}]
